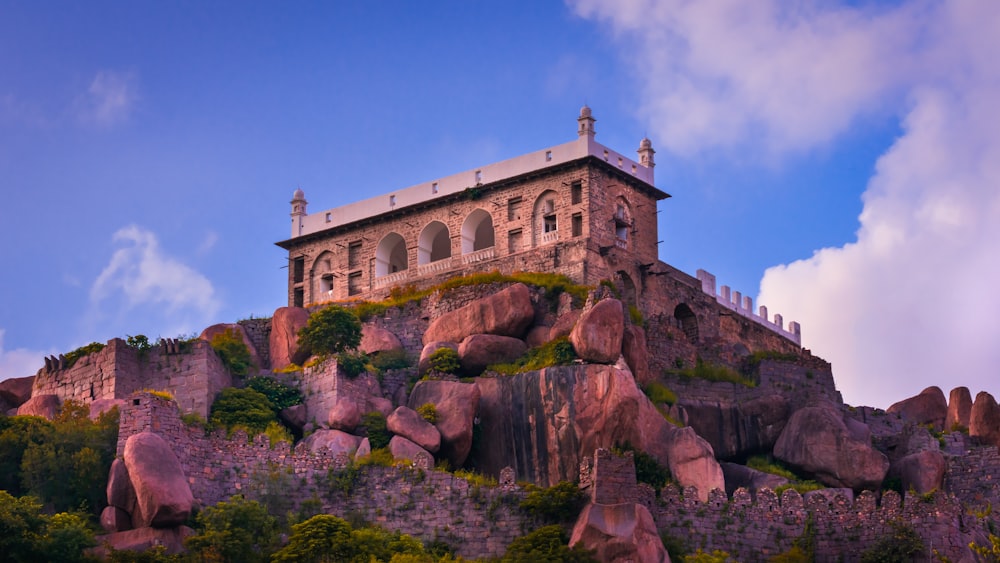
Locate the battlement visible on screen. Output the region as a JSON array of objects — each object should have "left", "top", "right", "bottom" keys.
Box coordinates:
[{"left": 697, "top": 269, "right": 801, "bottom": 345}]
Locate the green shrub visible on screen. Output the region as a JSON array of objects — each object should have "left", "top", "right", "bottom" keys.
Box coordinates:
[
  {"left": 63, "top": 342, "right": 105, "bottom": 369},
  {"left": 453, "top": 469, "right": 497, "bottom": 487},
  {"left": 245, "top": 376, "right": 303, "bottom": 411},
  {"left": 628, "top": 304, "right": 645, "bottom": 327},
  {"left": 125, "top": 334, "right": 152, "bottom": 354},
  {"left": 186, "top": 495, "right": 279, "bottom": 563},
  {"left": 487, "top": 336, "right": 577, "bottom": 375},
  {"left": 685, "top": 549, "right": 737, "bottom": 562},
  {"left": 519, "top": 481, "right": 588, "bottom": 524},
  {"left": 642, "top": 381, "right": 677, "bottom": 406},
  {"left": 859, "top": 521, "right": 924, "bottom": 563},
  {"left": 502, "top": 525, "right": 597, "bottom": 562},
  {"left": 427, "top": 347, "right": 461, "bottom": 374},
  {"left": 615, "top": 443, "right": 672, "bottom": 490},
  {"left": 263, "top": 421, "right": 293, "bottom": 447},
  {"left": 661, "top": 533, "right": 689, "bottom": 562},
  {"left": 670, "top": 358, "right": 756, "bottom": 387},
  {"left": 416, "top": 403, "right": 438, "bottom": 424},
  {"left": 209, "top": 387, "right": 276, "bottom": 435},
  {"left": 360, "top": 411, "right": 392, "bottom": 449},
  {"left": 774, "top": 481, "right": 823, "bottom": 496},
  {"left": 0, "top": 492, "right": 97, "bottom": 563},
  {"left": 298, "top": 305, "right": 362, "bottom": 357},
  {"left": 746, "top": 455, "right": 798, "bottom": 481},
  {"left": 337, "top": 351, "right": 370, "bottom": 378},
  {"left": 370, "top": 348, "right": 412, "bottom": 372},
  {"left": 210, "top": 328, "right": 255, "bottom": 377}
]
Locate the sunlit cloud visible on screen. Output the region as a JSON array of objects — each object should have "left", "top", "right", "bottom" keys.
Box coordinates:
[
  {"left": 0, "top": 329, "right": 50, "bottom": 380},
  {"left": 75, "top": 70, "right": 138, "bottom": 127}
]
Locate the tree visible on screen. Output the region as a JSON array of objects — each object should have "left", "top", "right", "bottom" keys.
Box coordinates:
[
  {"left": 210, "top": 328, "right": 255, "bottom": 377},
  {"left": 185, "top": 495, "right": 278, "bottom": 563},
  {"left": 503, "top": 525, "right": 597, "bottom": 563},
  {"left": 209, "top": 387, "right": 277, "bottom": 435},
  {"left": 298, "top": 306, "right": 362, "bottom": 357},
  {"left": 0, "top": 492, "right": 96, "bottom": 563},
  {"left": 271, "top": 514, "right": 353, "bottom": 563}
]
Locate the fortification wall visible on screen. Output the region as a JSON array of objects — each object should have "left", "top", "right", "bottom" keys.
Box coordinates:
[
  {"left": 237, "top": 318, "right": 272, "bottom": 369},
  {"left": 119, "top": 393, "right": 532, "bottom": 559},
  {"left": 944, "top": 444, "right": 1000, "bottom": 513}
]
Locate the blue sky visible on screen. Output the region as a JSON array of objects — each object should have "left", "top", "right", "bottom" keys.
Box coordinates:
[{"left": 2, "top": 1, "right": 997, "bottom": 409}]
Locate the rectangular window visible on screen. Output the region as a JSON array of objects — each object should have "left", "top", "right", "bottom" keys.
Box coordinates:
[
  {"left": 348, "top": 272, "right": 363, "bottom": 296},
  {"left": 475, "top": 170, "right": 482, "bottom": 184},
  {"left": 570, "top": 181, "right": 582, "bottom": 204},
  {"left": 544, "top": 215, "right": 557, "bottom": 233},
  {"left": 325, "top": 212, "right": 332, "bottom": 223},
  {"left": 389, "top": 195, "right": 396, "bottom": 206},
  {"left": 507, "top": 197, "right": 522, "bottom": 221},
  {"left": 293, "top": 287, "right": 304, "bottom": 307},
  {"left": 432, "top": 182, "right": 439, "bottom": 194},
  {"left": 348, "top": 241, "right": 362, "bottom": 269},
  {"left": 545, "top": 150, "right": 552, "bottom": 161},
  {"left": 292, "top": 257, "right": 305, "bottom": 283},
  {"left": 572, "top": 213, "right": 583, "bottom": 237},
  {"left": 508, "top": 229, "right": 522, "bottom": 253}
]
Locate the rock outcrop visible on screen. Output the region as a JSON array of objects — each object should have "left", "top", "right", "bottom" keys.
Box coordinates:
[
  {"left": 269, "top": 306, "right": 310, "bottom": 369},
  {"left": 92, "top": 526, "right": 193, "bottom": 558},
  {"left": 946, "top": 386, "right": 973, "bottom": 430},
  {"left": 970, "top": 391, "right": 1000, "bottom": 448},
  {"left": 622, "top": 325, "right": 651, "bottom": 385},
  {"left": 891, "top": 450, "right": 946, "bottom": 494},
  {"left": 300, "top": 429, "right": 363, "bottom": 456},
  {"left": 199, "top": 323, "right": 260, "bottom": 369},
  {"left": 0, "top": 375, "right": 34, "bottom": 412},
  {"left": 16, "top": 394, "right": 61, "bottom": 418},
  {"left": 887, "top": 386, "right": 948, "bottom": 430},
  {"left": 328, "top": 398, "right": 364, "bottom": 432},
  {"left": 570, "top": 503, "right": 668, "bottom": 563},
  {"left": 387, "top": 406, "right": 441, "bottom": 453},
  {"left": 423, "top": 283, "right": 534, "bottom": 345},
  {"left": 388, "top": 435, "right": 434, "bottom": 467},
  {"left": 123, "top": 432, "right": 194, "bottom": 528},
  {"left": 720, "top": 462, "right": 789, "bottom": 496},
  {"left": 569, "top": 298, "right": 624, "bottom": 364},
  {"left": 682, "top": 394, "right": 790, "bottom": 460},
  {"left": 360, "top": 324, "right": 403, "bottom": 355},
  {"left": 458, "top": 334, "right": 527, "bottom": 376},
  {"left": 408, "top": 380, "right": 480, "bottom": 467}
]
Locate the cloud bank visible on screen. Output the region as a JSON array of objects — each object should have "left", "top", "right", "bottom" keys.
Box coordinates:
[
  {"left": 572, "top": 0, "right": 1000, "bottom": 406},
  {"left": 0, "top": 329, "right": 50, "bottom": 381}
]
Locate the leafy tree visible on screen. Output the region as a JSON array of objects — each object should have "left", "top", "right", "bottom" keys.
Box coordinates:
[
  {"left": 360, "top": 411, "right": 392, "bottom": 449},
  {"left": 245, "top": 376, "right": 303, "bottom": 411},
  {"left": 427, "top": 348, "right": 460, "bottom": 374},
  {"left": 210, "top": 328, "right": 255, "bottom": 377},
  {"left": 271, "top": 514, "right": 353, "bottom": 563},
  {"left": 0, "top": 492, "right": 96, "bottom": 563},
  {"left": 185, "top": 495, "right": 278, "bottom": 563},
  {"left": 337, "top": 351, "right": 370, "bottom": 378},
  {"left": 520, "top": 481, "right": 588, "bottom": 524},
  {"left": 38, "top": 511, "right": 96, "bottom": 563},
  {"left": 502, "top": 525, "right": 597, "bottom": 563},
  {"left": 209, "top": 388, "right": 277, "bottom": 435},
  {"left": 298, "top": 306, "right": 362, "bottom": 357},
  {"left": 0, "top": 415, "right": 55, "bottom": 496}
]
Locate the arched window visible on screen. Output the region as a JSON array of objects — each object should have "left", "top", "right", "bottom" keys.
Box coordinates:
[
  {"left": 375, "top": 232, "right": 408, "bottom": 277},
  {"left": 461, "top": 209, "right": 495, "bottom": 254},
  {"left": 673, "top": 303, "right": 699, "bottom": 342},
  {"left": 532, "top": 190, "right": 559, "bottom": 246},
  {"left": 616, "top": 271, "right": 637, "bottom": 307},
  {"left": 312, "top": 251, "right": 336, "bottom": 301},
  {"left": 418, "top": 221, "right": 452, "bottom": 265}
]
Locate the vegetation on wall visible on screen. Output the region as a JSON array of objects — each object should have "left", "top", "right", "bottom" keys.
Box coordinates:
[
  {"left": 486, "top": 337, "right": 577, "bottom": 375},
  {"left": 859, "top": 521, "right": 924, "bottom": 563},
  {"left": 614, "top": 442, "right": 673, "bottom": 490},
  {"left": 63, "top": 341, "right": 105, "bottom": 369},
  {"left": 245, "top": 376, "right": 303, "bottom": 411},
  {"left": 502, "top": 525, "right": 597, "bottom": 563},
  {"left": 427, "top": 347, "right": 460, "bottom": 375},
  {"left": 360, "top": 411, "right": 392, "bottom": 450},
  {"left": 209, "top": 387, "right": 277, "bottom": 436},
  {"left": 667, "top": 358, "right": 756, "bottom": 388},
  {"left": 298, "top": 305, "right": 363, "bottom": 358},
  {"left": 209, "top": 328, "right": 255, "bottom": 377},
  {"left": 519, "top": 481, "right": 588, "bottom": 524}
]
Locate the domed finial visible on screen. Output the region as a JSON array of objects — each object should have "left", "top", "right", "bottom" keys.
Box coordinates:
[
  {"left": 580, "top": 105, "right": 592, "bottom": 118},
  {"left": 577, "top": 105, "right": 596, "bottom": 138},
  {"left": 639, "top": 137, "right": 652, "bottom": 149},
  {"left": 637, "top": 137, "right": 655, "bottom": 168},
  {"left": 292, "top": 187, "right": 305, "bottom": 201}
]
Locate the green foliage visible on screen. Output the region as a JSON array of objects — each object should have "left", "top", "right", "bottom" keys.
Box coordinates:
[
  {"left": 486, "top": 337, "right": 577, "bottom": 375},
  {"left": 744, "top": 350, "right": 800, "bottom": 372},
  {"left": 126, "top": 334, "right": 152, "bottom": 354},
  {"left": 356, "top": 448, "right": 396, "bottom": 468},
  {"left": 209, "top": 387, "right": 277, "bottom": 436},
  {"left": 272, "top": 513, "right": 428, "bottom": 563},
  {"left": 746, "top": 455, "right": 799, "bottom": 481},
  {"left": 615, "top": 442, "right": 672, "bottom": 490},
  {"left": 63, "top": 341, "right": 105, "bottom": 368},
  {"left": 416, "top": 403, "right": 438, "bottom": 424},
  {"left": 684, "top": 549, "right": 737, "bottom": 562},
  {"left": 452, "top": 469, "right": 498, "bottom": 487},
  {"left": 0, "top": 414, "right": 55, "bottom": 496},
  {"left": 628, "top": 304, "right": 645, "bottom": 327},
  {"left": 274, "top": 362, "right": 303, "bottom": 374},
  {"left": 660, "top": 533, "right": 689, "bottom": 562},
  {"left": 105, "top": 544, "right": 177, "bottom": 562},
  {"left": 263, "top": 421, "right": 294, "bottom": 447},
  {"left": 38, "top": 511, "right": 96, "bottom": 563},
  {"left": 298, "top": 305, "right": 363, "bottom": 357},
  {"left": 142, "top": 389, "right": 175, "bottom": 402},
  {"left": 337, "top": 351, "right": 371, "bottom": 378},
  {"left": 210, "top": 328, "right": 255, "bottom": 377},
  {"left": 774, "top": 481, "right": 824, "bottom": 495},
  {"left": 245, "top": 375, "right": 303, "bottom": 411},
  {"left": 859, "top": 521, "right": 924, "bottom": 563},
  {"left": 371, "top": 348, "right": 413, "bottom": 372},
  {"left": 185, "top": 495, "right": 278, "bottom": 563},
  {"left": 642, "top": 381, "right": 677, "bottom": 406},
  {"left": 970, "top": 532, "right": 1000, "bottom": 562},
  {"left": 361, "top": 411, "right": 392, "bottom": 450},
  {"left": 669, "top": 358, "right": 756, "bottom": 387},
  {"left": 427, "top": 347, "right": 461, "bottom": 374},
  {"left": 768, "top": 546, "right": 811, "bottom": 563},
  {"left": 519, "top": 481, "right": 588, "bottom": 524},
  {"left": 502, "top": 525, "right": 598, "bottom": 562},
  {"left": 0, "top": 492, "right": 96, "bottom": 563}
]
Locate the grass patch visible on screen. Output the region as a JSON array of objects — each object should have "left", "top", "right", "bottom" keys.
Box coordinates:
[
  {"left": 486, "top": 337, "right": 577, "bottom": 375},
  {"left": 668, "top": 358, "right": 756, "bottom": 387},
  {"left": 775, "top": 481, "right": 824, "bottom": 496},
  {"left": 142, "top": 389, "right": 175, "bottom": 402},
  {"left": 746, "top": 455, "right": 798, "bottom": 481},
  {"left": 63, "top": 342, "right": 106, "bottom": 368},
  {"left": 642, "top": 381, "right": 677, "bottom": 406},
  {"left": 745, "top": 350, "right": 800, "bottom": 372},
  {"left": 452, "top": 469, "right": 497, "bottom": 487}
]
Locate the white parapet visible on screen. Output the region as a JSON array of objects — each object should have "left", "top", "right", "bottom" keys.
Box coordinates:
[{"left": 695, "top": 269, "right": 802, "bottom": 345}]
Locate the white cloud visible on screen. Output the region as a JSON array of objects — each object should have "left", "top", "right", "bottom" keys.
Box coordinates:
[
  {"left": 0, "top": 329, "right": 50, "bottom": 381},
  {"left": 75, "top": 70, "right": 138, "bottom": 127},
  {"left": 573, "top": 0, "right": 1000, "bottom": 407},
  {"left": 90, "top": 225, "right": 221, "bottom": 335},
  {"left": 196, "top": 230, "right": 219, "bottom": 256}
]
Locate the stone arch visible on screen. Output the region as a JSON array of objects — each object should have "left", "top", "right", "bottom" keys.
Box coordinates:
[
  {"left": 375, "top": 232, "right": 408, "bottom": 277},
  {"left": 461, "top": 209, "right": 495, "bottom": 254},
  {"left": 613, "top": 196, "right": 634, "bottom": 248},
  {"left": 673, "top": 303, "right": 699, "bottom": 342},
  {"left": 616, "top": 270, "right": 637, "bottom": 307},
  {"left": 311, "top": 250, "right": 336, "bottom": 300},
  {"left": 532, "top": 190, "right": 559, "bottom": 246},
  {"left": 418, "top": 221, "right": 452, "bottom": 265}
]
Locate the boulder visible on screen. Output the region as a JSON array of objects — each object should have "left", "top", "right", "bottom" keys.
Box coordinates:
[
  {"left": 300, "top": 429, "right": 363, "bottom": 456},
  {"left": 269, "top": 306, "right": 311, "bottom": 369},
  {"left": 682, "top": 394, "right": 790, "bottom": 460},
  {"left": 422, "top": 283, "right": 534, "bottom": 345},
  {"left": 524, "top": 325, "right": 551, "bottom": 348},
  {"left": 107, "top": 458, "right": 138, "bottom": 517},
  {"left": 773, "top": 403, "right": 889, "bottom": 491},
  {"left": 387, "top": 406, "right": 441, "bottom": 453},
  {"left": 328, "top": 398, "right": 363, "bottom": 432},
  {"left": 123, "top": 432, "right": 194, "bottom": 528},
  {"left": 90, "top": 398, "right": 126, "bottom": 420},
  {"left": 887, "top": 386, "right": 948, "bottom": 430},
  {"left": 355, "top": 437, "right": 371, "bottom": 459},
  {"left": 369, "top": 397, "right": 394, "bottom": 417},
  {"left": 665, "top": 426, "right": 726, "bottom": 500},
  {"left": 418, "top": 342, "right": 459, "bottom": 376},
  {"left": 569, "top": 502, "right": 668, "bottom": 563},
  {"left": 720, "top": 462, "right": 789, "bottom": 496},
  {"left": 388, "top": 435, "right": 434, "bottom": 467},
  {"left": 408, "top": 380, "right": 480, "bottom": 467},
  {"left": 891, "top": 450, "right": 946, "bottom": 494},
  {"left": 549, "top": 309, "right": 581, "bottom": 341},
  {"left": 947, "top": 387, "right": 973, "bottom": 430},
  {"left": 100, "top": 505, "right": 132, "bottom": 532},
  {"left": 92, "top": 526, "right": 193, "bottom": 558},
  {"left": 199, "top": 323, "right": 260, "bottom": 370},
  {"left": 360, "top": 325, "right": 403, "bottom": 355},
  {"left": 458, "top": 334, "right": 528, "bottom": 376},
  {"left": 569, "top": 298, "right": 624, "bottom": 364},
  {"left": 279, "top": 404, "right": 308, "bottom": 434},
  {"left": 970, "top": 391, "right": 1000, "bottom": 447},
  {"left": 16, "top": 394, "right": 61, "bottom": 419},
  {"left": 622, "top": 325, "right": 651, "bottom": 384},
  {"left": 0, "top": 375, "right": 34, "bottom": 409}
]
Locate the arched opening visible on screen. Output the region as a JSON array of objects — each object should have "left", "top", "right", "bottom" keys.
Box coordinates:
[
  {"left": 616, "top": 271, "right": 637, "bottom": 308},
  {"left": 613, "top": 197, "right": 633, "bottom": 249},
  {"left": 418, "top": 221, "right": 452, "bottom": 265},
  {"left": 461, "top": 209, "right": 495, "bottom": 254},
  {"left": 673, "top": 303, "right": 699, "bottom": 342},
  {"left": 533, "top": 190, "right": 559, "bottom": 246},
  {"left": 375, "top": 232, "right": 408, "bottom": 277},
  {"left": 312, "top": 251, "right": 336, "bottom": 301}
]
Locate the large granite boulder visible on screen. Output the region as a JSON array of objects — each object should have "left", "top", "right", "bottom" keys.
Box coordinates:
[
  {"left": 16, "top": 394, "right": 61, "bottom": 419},
  {"left": 100, "top": 505, "right": 133, "bottom": 533},
  {"left": 360, "top": 324, "right": 403, "bottom": 355},
  {"left": 887, "top": 386, "right": 948, "bottom": 430},
  {"left": 773, "top": 403, "right": 889, "bottom": 491},
  {"left": 418, "top": 342, "right": 459, "bottom": 376},
  {"left": 387, "top": 406, "right": 441, "bottom": 453},
  {"left": 891, "top": 450, "right": 946, "bottom": 494},
  {"left": 569, "top": 298, "right": 624, "bottom": 364},
  {"left": 279, "top": 404, "right": 308, "bottom": 434},
  {"left": 328, "top": 397, "right": 364, "bottom": 432},
  {"left": 720, "top": 462, "right": 790, "bottom": 496},
  {"left": 524, "top": 325, "right": 552, "bottom": 348},
  {"left": 622, "top": 325, "right": 651, "bottom": 384},
  {"left": 569, "top": 503, "right": 668, "bottom": 563},
  {"left": 199, "top": 323, "right": 260, "bottom": 370},
  {"left": 423, "top": 283, "right": 534, "bottom": 345},
  {"left": 106, "top": 458, "right": 138, "bottom": 522},
  {"left": 947, "top": 387, "right": 973, "bottom": 430},
  {"left": 269, "top": 306, "right": 310, "bottom": 369},
  {"left": 408, "top": 380, "right": 480, "bottom": 467},
  {"left": 123, "top": 432, "right": 194, "bottom": 528},
  {"left": 300, "top": 429, "right": 363, "bottom": 456},
  {"left": 458, "top": 334, "right": 527, "bottom": 376},
  {"left": 970, "top": 391, "right": 1000, "bottom": 447},
  {"left": 682, "top": 394, "right": 790, "bottom": 460},
  {"left": 90, "top": 398, "right": 126, "bottom": 420},
  {"left": 92, "top": 526, "right": 193, "bottom": 558},
  {"left": 549, "top": 309, "right": 581, "bottom": 341},
  {"left": 388, "top": 435, "right": 434, "bottom": 467},
  {"left": 0, "top": 375, "right": 34, "bottom": 410}
]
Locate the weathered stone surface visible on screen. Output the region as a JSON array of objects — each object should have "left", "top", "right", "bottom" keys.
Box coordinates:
[
  {"left": 387, "top": 406, "right": 441, "bottom": 453},
  {"left": 476, "top": 364, "right": 724, "bottom": 499},
  {"left": 622, "top": 325, "right": 650, "bottom": 384},
  {"left": 16, "top": 394, "right": 61, "bottom": 418},
  {"left": 947, "top": 386, "right": 973, "bottom": 430},
  {"left": 418, "top": 341, "right": 459, "bottom": 376},
  {"left": 408, "top": 380, "right": 480, "bottom": 467},
  {"left": 107, "top": 458, "right": 138, "bottom": 517},
  {"left": 569, "top": 298, "right": 624, "bottom": 364},
  {"left": 100, "top": 505, "right": 132, "bottom": 532},
  {"left": 355, "top": 437, "right": 371, "bottom": 459},
  {"left": 123, "top": 432, "right": 194, "bottom": 528},
  {"left": 328, "top": 397, "right": 363, "bottom": 432},
  {"left": 422, "top": 283, "right": 534, "bottom": 345},
  {"left": 389, "top": 435, "right": 434, "bottom": 467},
  {"left": 524, "top": 325, "right": 551, "bottom": 348},
  {"left": 360, "top": 324, "right": 403, "bottom": 355},
  {"left": 279, "top": 404, "right": 308, "bottom": 433},
  {"left": 90, "top": 398, "right": 126, "bottom": 420},
  {"left": 548, "top": 309, "right": 581, "bottom": 341},
  {"left": 300, "top": 429, "right": 363, "bottom": 456},
  {"left": 720, "top": 462, "right": 789, "bottom": 496},
  {"left": 458, "top": 334, "right": 528, "bottom": 376},
  {"left": 569, "top": 502, "right": 668, "bottom": 563},
  {"left": 269, "top": 306, "right": 310, "bottom": 369},
  {"left": 682, "top": 394, "right": 790, "bottom": 460},
  {"left": 803, "top": 488, "right": 854, "bottom": 505},
  {"left": 892, "top": 450, "right": 946, "bottom": 494},
  {"left": 199, "top": 323, "right": 260, "bottom": 370},
  {"left": 0, "top": 375, "right": 34, "bottom": 409},
  {"left": 887, "top": 386, "right": 948, "bottom": 430},
  {"left": 774, "top": 403, "right": 889, "bottom": 491},
  {"left": 369, "top": 397, "right": 394, "bottom": 417},
  {"left": 970, "top": 391, "right": 1000, "bottom": 447},
  {"left": 92, "top": 526, "right": 193, "bottom": 558}
]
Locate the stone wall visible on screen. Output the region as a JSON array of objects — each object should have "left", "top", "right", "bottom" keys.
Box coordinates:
[
  {"left": 118, "top": 393, "right": 533, "bottom": 559},
  {"left": 944, "top": 444, "right": 1000, "bottom": 513},
  {"left": 238, "top": 318, "right": 272, "bottom": 369}
]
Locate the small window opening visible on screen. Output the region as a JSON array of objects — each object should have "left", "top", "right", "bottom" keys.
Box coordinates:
[
  {"left": 432, "top": 182, "right": 439, "bottom": 194},
  {"left": 544, "top": 215, "right": 557, "bottom": 233},
  {"left": 325, "top": 212, "right": 332, "bottom": 223},
  {"left": 321, "top": 274, "right": 334, "bottom": 293},
  {"left": 508, "top": 229, "right": 522, "bottom": 253},
  {"left": 293, "top": 257, "right": 305, "bottom": 283},
  {"left": 507, "top": 197, "right": 522, "bottom": 221},
  {"left": 603, "top": 150, "right": 609, "bottom": 161},
  {"left": 389, "top": 195, "right": 396, "bottom": 206},
  {"left": 572, "top": 213, "right": 583, "bottom": 237},
  {"left": 348, "top": 272, "right": 362, "bottom": 296},
  {"left": 475, "top": 170, "right": 482, "bottom": 184},
  {"left": 617, "top": 157, "right": 623, "bottom": 168},
  {"left": 545, "top": 151, "right": 552, "bottom": 161},
  {"left": 570, "top": 181, "right": 582, "bottom": 204}
]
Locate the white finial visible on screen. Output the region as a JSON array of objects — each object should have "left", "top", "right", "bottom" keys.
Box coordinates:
[{"left": 578, "top": 106, "right": 596, "bottom": 138}]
